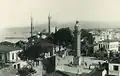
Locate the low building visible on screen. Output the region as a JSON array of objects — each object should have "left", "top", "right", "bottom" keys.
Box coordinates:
[
  {"left": 94, "top": 40, "right": 120, "bottom": 53},
  {"left": 93, "top": 35, "right": 102, "bottom": 43},
  {"left": 108, "top": 58, "right": 120, "bottom": 76},
  {"left": 12, "top": 60, "right": 28, "bottom": 69},
  {"left": 100, "top": 30, "right": 114, "bottom": 41},
  {"left": 0, "top": 44, "right": 22, "bottom": 63}
]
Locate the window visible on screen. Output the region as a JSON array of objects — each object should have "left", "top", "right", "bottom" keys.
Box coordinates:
[
  {"left": 99, "top": 44, "right": 100, "bottom": 48},
  {"left": 14, "top": 65, "right": 16, "bottom": 69},
  {"left": 17, "top": 64, "right": 20, "bottom": 69},
  {"left": 12, "top": 53, "right": 14, "bottom": 60},
  {"left": 114, "top": 65, "right": 119, "bottom": 71}
]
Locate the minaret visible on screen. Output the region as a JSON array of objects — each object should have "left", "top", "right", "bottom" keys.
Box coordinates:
[
  {"left": 30, "top": 16, "right": 33, "bottom": 37},
  {"left": 48, "top": 13, "right": 51, "bottom": 34}
]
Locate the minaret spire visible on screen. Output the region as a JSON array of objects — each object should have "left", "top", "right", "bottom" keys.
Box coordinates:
[
  {"left": 48, "top": 13, "right": 51, "bottom": 34},
  {"left": 30, "top": 16, "right": 33, "bottom": 37}
]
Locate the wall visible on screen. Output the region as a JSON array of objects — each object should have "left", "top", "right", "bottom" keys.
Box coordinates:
[
  {"left": 102, "top": 69, "right": 107, "bottom": 76},
  {"left": 13, "top": 61, "right": 28, "bottom": 69}
]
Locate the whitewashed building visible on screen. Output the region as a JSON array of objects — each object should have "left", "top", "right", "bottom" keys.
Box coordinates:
[
  {"left": 109, "top": 63, "right": 120, "bottom": 76},
  {"left": 93, "top": 35, "right": 102, "bottom": 43},
  {"left": 93, "top": 30, "right": 118, "bottom": 43},
  {"left": 0, "top": 44, "right": 22, "bottom": 63},
  {"left": 94, "top": 40, "right": 120, "bottom": 53},
  {"left": 12, "top": 60, "right": 28, "bottom": 69},
  {"left": 108, "top": 59, "right": 120, "bottom": 76},
  {"left": 114, "top": 32, "right": 120, "bottom": 39},
  {"left": 100, "top": 31, "right": 114, "bottom": 41}
]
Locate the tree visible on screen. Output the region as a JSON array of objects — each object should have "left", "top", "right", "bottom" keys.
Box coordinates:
[
  {"left": 18, "top": 43, "right": 43, "bottom": 61},
  {"left": 15, "top": 40, "right": 27, "bottom": 48},
  {"left": 54, "top": 27, "right": 73, "bottom": 47},
  {"left": 97, "top": 46, "right": 107, "bottom": 60}
]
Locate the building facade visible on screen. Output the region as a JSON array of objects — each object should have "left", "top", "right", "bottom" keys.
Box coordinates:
[
  {"left": 7, "top": 49, "right": 22, "bottom": 62},
  {"left": 109, "top": 63, "right": 120, "bottom": 76},
  {"left": 94, "top": 40, "right": 120, "bottom": 53},
  {"left": 0, "top": 45, "right": 22, "bottom": 63}
]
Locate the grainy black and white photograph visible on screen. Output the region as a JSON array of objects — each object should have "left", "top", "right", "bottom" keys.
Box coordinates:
[{"left": 1, "top": 0, "right": 120, "bottom": 76}]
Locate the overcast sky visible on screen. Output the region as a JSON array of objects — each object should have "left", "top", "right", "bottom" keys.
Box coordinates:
[{"left": 1, "top": 0, "right": 120, "bottom": 29}]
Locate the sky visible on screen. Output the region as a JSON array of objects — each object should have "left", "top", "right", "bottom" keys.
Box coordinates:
[{"left": 1, "top": 0, "right": 120, "bottom": 29}]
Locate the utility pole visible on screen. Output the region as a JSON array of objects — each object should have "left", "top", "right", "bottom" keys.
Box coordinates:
[{"left": 48, "top": 13, "right": 51, "bottom": 34}]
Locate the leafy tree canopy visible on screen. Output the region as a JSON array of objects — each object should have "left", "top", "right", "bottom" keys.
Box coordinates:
[
  {"left": 15, "top": 40, "right": 27, "bottom": 48},
  {"left": 53, "top": 27, "right": 73, "bottom": 46}
]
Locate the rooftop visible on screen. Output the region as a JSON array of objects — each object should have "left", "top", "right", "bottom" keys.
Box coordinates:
[
  {"left": 0, "top": 44, "right": 21, "bottom": 53},
  {"left": 99, "top": 39, "right": 120, "bottom": 43},
  {"left": 110, "top": 58, "right": 120, "bottom": 64}
]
